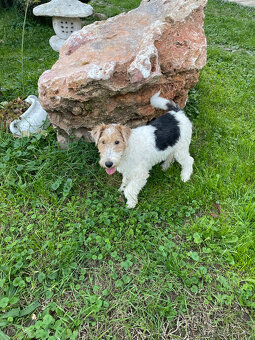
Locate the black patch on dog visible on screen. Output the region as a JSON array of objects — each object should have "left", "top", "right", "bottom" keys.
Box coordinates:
[
  {"left": 148, "top": 113, "right": 180, "bottom": 150},
  {"left": 166, "top": 102, "right": 179, "bottom": 112}
]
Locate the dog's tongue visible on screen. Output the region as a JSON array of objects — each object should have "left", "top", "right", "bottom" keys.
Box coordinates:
[{"left": 106, "top": 167, "right": 116, "bottom": 175}]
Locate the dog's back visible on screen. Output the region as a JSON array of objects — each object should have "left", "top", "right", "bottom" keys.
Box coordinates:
[{"left": 148, "top": 92, "right": 192, "bottom": 151}]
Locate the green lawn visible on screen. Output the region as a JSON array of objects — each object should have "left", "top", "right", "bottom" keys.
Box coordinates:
[{"left": 0, "top": 0, "right": 255, "bottom": 339}]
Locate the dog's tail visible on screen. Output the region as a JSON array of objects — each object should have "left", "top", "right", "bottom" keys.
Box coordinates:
[{"left": 150, "top": 91, "right": 179, "bottom": 112}]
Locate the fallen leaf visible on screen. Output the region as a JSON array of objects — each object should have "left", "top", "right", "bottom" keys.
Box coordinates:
[
  {"left": 210, "top": 213, "right": 218, "bottom": 218},
  {"left": 118, "top": 195, "right": 124, "bottom": 203},
  {"left": 215, "top": 203, "right": 222, "bottom": 214}
]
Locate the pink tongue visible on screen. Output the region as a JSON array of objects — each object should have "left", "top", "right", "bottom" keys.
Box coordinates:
[{"left": 106, "top": 167, "right": 116, "bottom": 175}]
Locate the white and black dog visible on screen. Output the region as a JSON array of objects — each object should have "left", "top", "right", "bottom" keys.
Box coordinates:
[{"left": 91, "top": 91, "right": 194, "bottom": 208}]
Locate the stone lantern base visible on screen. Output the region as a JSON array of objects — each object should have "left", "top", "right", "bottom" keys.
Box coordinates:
[{"left": 49, "top": 36, "right": 66, "bottom": 52}]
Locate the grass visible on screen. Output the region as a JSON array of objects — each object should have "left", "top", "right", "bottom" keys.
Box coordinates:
[{"left": 0, "top": 0, "right": 255, "bottom": 338}]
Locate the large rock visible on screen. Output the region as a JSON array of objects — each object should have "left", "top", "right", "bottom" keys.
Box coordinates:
[{"left": 38, "top": 0, "right": 207, "bottom": 145}]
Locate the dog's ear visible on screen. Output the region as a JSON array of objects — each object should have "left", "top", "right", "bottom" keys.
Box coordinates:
[
  {"left": 117, "top": 125, "right": 132, "bottom": 144},
  {"left": 91, "top": 124, "right": 106, "bottom": 145}
]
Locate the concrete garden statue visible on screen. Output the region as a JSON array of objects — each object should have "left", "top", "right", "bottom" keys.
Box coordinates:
[
  {"left": 33, "top": 0, "right": 93, "bottom": 52},
  {"left": 9, "top": 95, "right": 48, "bottom": 137}
]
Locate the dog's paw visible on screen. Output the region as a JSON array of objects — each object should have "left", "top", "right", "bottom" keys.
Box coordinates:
[
  {"left": 127, "top": 200, "right": 137, "bottom": 209},
  {"left": 181, "top": 172, "right": 191, "bottom": 182},
  {"left": 126, "top": 196, "right": 138, "bottom": 208},
  {"left": 124, "top": 187, "right": 138, "bottom": 208}
]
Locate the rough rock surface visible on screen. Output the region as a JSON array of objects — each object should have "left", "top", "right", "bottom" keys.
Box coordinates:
[{"left": 38, "top": 0, "right": 207, "bottom": 145}]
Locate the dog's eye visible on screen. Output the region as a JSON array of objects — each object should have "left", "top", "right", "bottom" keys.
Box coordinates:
[
  {"left": 102, "top": 140, "right": 105, "bottom": 144},
  {"left": 115, "top": 141, "right": 120, "bottom": 145}
]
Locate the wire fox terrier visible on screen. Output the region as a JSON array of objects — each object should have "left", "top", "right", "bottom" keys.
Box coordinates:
[{"left": 91, "top": 92, "right": 194, "bottom": 208}]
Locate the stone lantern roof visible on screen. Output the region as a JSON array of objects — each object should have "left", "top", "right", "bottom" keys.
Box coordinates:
[{"left": 33, "top": 0, "right": 93, "bottom": 18}]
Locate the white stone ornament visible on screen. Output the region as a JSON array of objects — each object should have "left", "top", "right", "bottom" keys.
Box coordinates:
[
  {"left": 33, "top": 0, "right": 93, "bottom": 52},
  {"left": 9, "top": 95, "right": 48, "bottom": 137}
]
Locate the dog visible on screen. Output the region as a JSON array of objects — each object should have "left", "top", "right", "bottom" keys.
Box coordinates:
[{"left": 91, "top": 91, "right": 194, "bottom": 208}]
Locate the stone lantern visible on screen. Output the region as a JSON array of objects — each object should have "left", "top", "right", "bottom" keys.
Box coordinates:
[{"left": 33, "top": 0, "right": 93, "bottom": 52}]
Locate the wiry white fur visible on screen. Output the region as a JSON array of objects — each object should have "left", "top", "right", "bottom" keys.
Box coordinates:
[
  {"left": 150, "top": 91, "right": 178, "bottom": 111},
  {"left": 100, "top": 146, "right": 120, "bottom": 169},
  {"left": 94, "top": 93, "right": 194, "bottom": 208}
]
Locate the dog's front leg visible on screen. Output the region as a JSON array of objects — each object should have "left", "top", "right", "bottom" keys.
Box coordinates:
[
  {"left": 124, "top": 172, "right": 149, "bottom": 208},
  {"left": 119, "top": 175, "right": 129, "bottom": 192}
]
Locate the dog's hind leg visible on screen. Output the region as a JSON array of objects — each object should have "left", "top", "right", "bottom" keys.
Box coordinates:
[
  {"left": 124, "top": 171, "right": 149, "bottom": 208},
  {"left": 174, "top": 150, "right": 194, "bottom": 182},
  {"left": 161, "top": 153, "right": 174, "bottom": 171}
]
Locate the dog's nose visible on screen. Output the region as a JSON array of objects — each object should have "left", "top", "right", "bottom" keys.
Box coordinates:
[{"left": 105, "top": 161, "right": 113, "bottom": 168}]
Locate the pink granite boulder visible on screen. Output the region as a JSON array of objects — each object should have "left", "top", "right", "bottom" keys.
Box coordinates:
[{"left": 38, "top": 0, "right": 207, "bottom": 145}]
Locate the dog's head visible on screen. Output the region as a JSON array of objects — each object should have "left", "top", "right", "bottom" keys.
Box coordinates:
[{"left": 91, "top": 124, "right": 131, "bottom": 175}]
